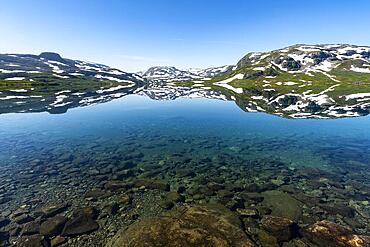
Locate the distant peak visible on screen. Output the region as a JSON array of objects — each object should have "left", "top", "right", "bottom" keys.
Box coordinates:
[{"left": 39, "top": 52, "right": 63, "bottom": 62}]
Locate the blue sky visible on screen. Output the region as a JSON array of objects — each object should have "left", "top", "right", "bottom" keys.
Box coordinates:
[{"left": 1, "top": 0, "right": 370, "bottom": 72}]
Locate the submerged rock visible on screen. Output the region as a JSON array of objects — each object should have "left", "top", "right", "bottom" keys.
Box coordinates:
[
  {"left": 261, "top": 190, "right": 303, "bottom": 221},
  {"left": 40, "top": 216, "right": 67, "bottom": 237},
  {"left": 61, "top": 207, "right": 99, "bottom": 237},
  {"left": 260, "top": 215, "right": 299, "bottom": 242},
  {"left": 16, "top": 234, "right": 49, "bottom": 247},
  {"left": 302, "top": 220, "right": 370, "bottom": 247},
  {"left": 106, "top": 204, "right": 255, "bottom": 247},
  {"left": 133, "top": 179, "right": 170, "bottom": 191}
]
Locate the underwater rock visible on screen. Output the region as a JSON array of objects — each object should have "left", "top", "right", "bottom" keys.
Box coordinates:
[
  {"left": 85, "top": 188, "right": 109, "bottom": 200},
  {"left": 261, "top": 190, "right": 303, "bottom": 221},
  {"left": 20, "top": 221, "right": 41, "bottom": 236},
  {"left": 0, "top": 231, "right": 9, "bottom": 243},
  {"left": 13, "top": 214, "right": 34, "bottom": 225},
  {"left": 236, "top": 208, "right": 259, "bottom": 218},
  {"left": 40, "top": 204, "right": 70, "bottom": 218},
  {"left": 165, "top": 191, "right": 185, "bottom": 203},
  {"left": 61, "top": 207, "right": 99, "bottom": 237},
  {"left": 104, "top": 180, "right": 131, "bottom": 191},
  {"left": 302, "top": 220, "right": 370, "bottom": 247},
  {"left": 40, "top": 216, "right": 67, "bottom": 237},
  {"left": 50, "top": 236, "right": 67, "bottom": 247},
  {"left": 260, "top": 215, "right": 299, "bottom": 242},
  {"left": 16, "top": 234, "right": 49, "bottom": 247},
  {"left": 106, "top": 204, "right": 255, "bottom": 247},
  {"left": 0, "top": 217, "right": 10, "bottom": 228},
  {"left": 133, "top": 179, "right": 170, "bottom": 191}
]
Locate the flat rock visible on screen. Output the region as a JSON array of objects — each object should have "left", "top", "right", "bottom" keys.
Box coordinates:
[
  {"left": 61, "top": 208, "right": 99, "bottom": 237},
  {"left": 50, "top": 236, "right": 67, "bottom": 247},
  {"left": 40, "top": 204, "right": 69, "bottom": 218},
  {"left": 302, "top": 220, "right": 370, "bottom": 247},
  {"left": 133, "top": 179, "right": 170, "bottom": 191},
  {"left": 106, "top": 204, "right": 255, "bottom": 247},
  {"left": 17, "top": 234, "right": 49, "bottom": 247},
  {"left": 261, "top": 190, "right": 303, "bottom": 221},
  {"left": 40, "top": 216, "right": 67, "bottom": 237},
  {"left": 260, "top": 215, "right": 299, "bottom": 242},
  {"left": 20, "top": 221, "right": 40, "bottom": 236}
]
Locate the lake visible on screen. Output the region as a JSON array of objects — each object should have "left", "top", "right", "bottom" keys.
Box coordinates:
[{"left": 0, "top": 91, "right": 369, "bottom": 246}]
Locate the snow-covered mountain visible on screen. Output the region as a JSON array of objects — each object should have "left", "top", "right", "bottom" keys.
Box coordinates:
[
  {"left": 0, "top": 52, "right": 145, "bottom": 84},
  {"left": 141, "top": 66, "right": 202, "bottom": 82},
  {"left": 235, "top": 44, "right": 370, "bottom": 78},
  {"left": 141, "top": 65, "right": 232, "bottom": 82}
]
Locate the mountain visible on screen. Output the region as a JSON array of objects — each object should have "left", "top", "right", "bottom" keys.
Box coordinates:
[
  {"left": 2, "top": 45, "right": 370, "bottom": 118},
  {"left": 141, "top": 66, "right": 202, "bottom": 82},
  {"left": 0, "top": 52, "right": 146, "bottom": 113},
  {"left": 141, "top": 65, "right": 232, "bottom": 82},
  {"left": 187, "top": 65, "right": 233, "bottom": 78},
  {"left": 0, "top": 52, "right": 145, "bottom": 83},
  {"left": 173, "top": 44, "right": 370, "bottom": 118}
]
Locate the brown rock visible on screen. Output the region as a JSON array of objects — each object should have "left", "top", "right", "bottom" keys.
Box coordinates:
[
  {"left": 61, "top": 207, "right": 99, "bottom": 237},
  {"left": 261, "top": 190, "right": 302, "bottom": 221},
  {"left": 40, "top": 204, "right": 69, "bottom": 218},
  {"left": 20, "top": 221, "right": 40, "bottom": 236},
  {"left": 51, "top": 236, "right": 67, "bottom": 247},
  {"left": 133, "top": 179, "right": 170, "bottom": 191},
  {"left": 40, "top": 216, "right": 67, "bottom": 237},
  {"left": 106, "top": 204, "right": 255, "bottom": 247},
  {"left": 17, "top": 234, "right": 49, "bottom": 247},
  {"left": 260, "top": 215, "right": 299, "bottom": 242},
  {"left": 302, "top": 220, "right": 370, "bottom": 247}
]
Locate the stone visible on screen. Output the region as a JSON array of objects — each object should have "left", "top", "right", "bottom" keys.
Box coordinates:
[
  {"left": 85, "top": 188, "right": 109, "bottom": 199},
  {"left": 50, "top": 236, "right": 67, "bottom": 247},
  {"left": 165, "top": 191, "right": 185, "bottom": 203},
  {"left": 120, "top": 194, "right": 132, "bottom": 205},
  {"left": 236, "top": 208, "right": 259, "bottom": 218},
  {"left": 260, "top": 215, "right": 299, "bottom": 242},
  {"left": 20, "top": 221, "right": 40, "bottom": 236},
  {"left": 160, "top": 200, "right": 175, "bottom": 210},
  {"left": 104, "top": 180, "right": 131, "bottom": 191},
  {"left": 321, "top": 204, "right": 355, "bottom": 218},
  {"left": 257, "top": 230, "right": 279, "bottom": 247},
  {"left": 103, "top": 203, "right": 120, "bottom": 216},
  {"left": 0, "top": 217, "right": 10, "bottom": 228},
  {"left": 14, "top": 214, "right": 34, "bottom": 225},
  {"left": 40, "top": 204, "right": 69, "bottom": 218},
  {"left": 0, "top": 231, "right": 9, "bottom": 243},
  {"left": 40, "top": 216, "right": 67, "bottom": 237},
  {"left": 17, "top": 234, "right": 49, "bottom": 247},
  {"left": 72, "top": 207, "right": 99, "bottom": 219},
  {"left": 133, "top": 179, "right": 170, "bottom": 191},
  {"left": 106, "top": 204, "right": 255, "bottom": 247},
  {"left": 261, "top": 190, "right": 303, "bottom": 221},
  {"left": 61, "top": 207, "right": 99, "bottom": 237},
  {"left": 302, "top": 220, "right": 370, "bottom": 247}
]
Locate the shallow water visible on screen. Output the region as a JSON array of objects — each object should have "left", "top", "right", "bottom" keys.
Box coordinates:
[{"left": 0, "top": 94, "right": 369, "bottom": 246}]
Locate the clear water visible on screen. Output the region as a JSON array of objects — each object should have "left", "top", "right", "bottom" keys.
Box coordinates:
[
  {"left": 0, "top": 94, "right": 369, "bottom": 245},
  {"left": 2, "top": 94, "right": 370, "bottom": 169}
]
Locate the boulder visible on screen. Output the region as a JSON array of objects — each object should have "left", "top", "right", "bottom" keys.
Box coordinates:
[
  {"left": 40, "top": 216, "right": 67, "bottom": 237},
  {"left": 261, "top": 190, "right": 303, "bottom": 221},
  {"left": 260, "top": 215, "right": 299, "bottom": 242},
  {"left": 17, "top": 234, "right": 49, "bottom": 247},
  {"left": 302, "top": 220, "right": 370, "bottom": 247},
  {"left": 106, "top": 204, "right": 255, "bottom": 247},
  {"left": 61, "top": 207, "right": 99, "bottom": 237}
]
